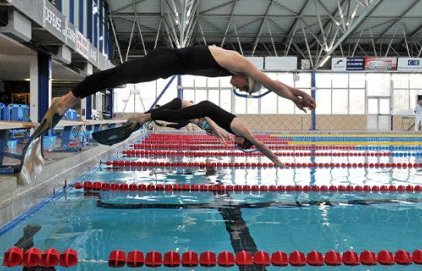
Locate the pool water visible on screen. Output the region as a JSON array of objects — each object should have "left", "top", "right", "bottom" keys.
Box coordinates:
[{"left": 1, "top": 134, "right": 422, "bottom": 270}]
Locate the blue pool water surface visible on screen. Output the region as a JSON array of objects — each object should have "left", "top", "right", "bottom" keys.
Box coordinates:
[{"left": 1, "top": 142, "right": 422, "bottom": 270}]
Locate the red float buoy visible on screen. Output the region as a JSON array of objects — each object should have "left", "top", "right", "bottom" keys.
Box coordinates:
[
  {"left": 163, "top": 251, "right": 180, "bottom": 267},
  {"left": 271, "top": 251, "right": 288, "bottom": 266},
  {"left": 235, "top": 250, "right": 252, "bottom": 266},
  {"left": 59, "top": 249, "right": 78, "bottom": 267},
  {"left": 412, "top": 249, "right": 422, "bottom": 264},
  {"left": 182, "top": 251, "right": 198, "bottom": 267},
  {"left": 306, "top": 250, "right": 324, "bottom": 266},
  {"left": 127, "top": 250, "right": 144, "bottom": 267},
  {"left": 253, "top": 251, "right": 270, "bottom": 266},
  {"left": 395, "top": 250, "right": 411, "bottom": 265},
  {"left": 377, "top": 250, "right": 394, "bottom": 265},
  {"left": 2, "top": 246, "right": 23, "bottom": 267},
  {"left": 289, "top": 250, "right": 306, "bottom": 266},
  {"left": 342, "top": 250, "right": 359, "bottom": 266},
  {"left": 360, "top": 250, "right": 376, "bottom": 265},
  {"left": 108, "top": 250, "right": 126, "bottom": 267},
  {"left": 217, "top": 251, "right": 235, "bottom": 266},
  {"left": 145, "top": 251, "right": 163, "bottom": 267},
  {"left": 199, "top": 251, "right": 216, "bottom": 267},
  {"left": 41, "top": 248, "right": 60, "bottom": 267},
  {"left": 23, "top": 247, "right": 42, "bottom": 267},
  {"left": 324, "top": 250, "right": 341, "bottom": 266}
]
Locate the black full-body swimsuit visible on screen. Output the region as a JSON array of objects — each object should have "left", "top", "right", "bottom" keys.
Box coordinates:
[
  {"left": 71, "top": 46, "right": 232, "bottom": 98},
  {"left": 146, "top": 98, "right": 237, "bottom": 134},
  {"left": 150, "top": 100, "right": 237, "bottom": 134}
]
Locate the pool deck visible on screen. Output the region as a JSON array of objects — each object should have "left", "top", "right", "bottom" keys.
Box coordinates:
[{"left": 0, "top": 130, "right": 145, "bottom": 228}]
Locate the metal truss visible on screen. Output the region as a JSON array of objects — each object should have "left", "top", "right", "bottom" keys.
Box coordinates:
[{"left": 107, "top": 0, "right": 422, "bottom": 64}]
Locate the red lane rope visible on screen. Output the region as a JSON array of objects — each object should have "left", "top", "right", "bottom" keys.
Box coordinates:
[
  {"left": 108, "top": 249, "right": 422, "bottom": 267},
  {"left": 5, "top": 247, "right": 420, "bottom": 268},
  {"left": 2, "top": 247, "right": 78, "bottom": 268},
  {"left": 131, "top": 144, "right": 356, "bottom": 150},
  {"left": 122, "top": 149, "right": 391, "bottom": 157},
  {"left": 75, "top": 181, "right": 422, "bottom": 193},
  {"left": 103, "top": 160, "right": 422, "bottom": 169}
]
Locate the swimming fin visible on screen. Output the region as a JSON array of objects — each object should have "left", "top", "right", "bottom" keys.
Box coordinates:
[
  {"left": 92, "top": 121, "right": 142, "bottom": 146},
  {"left": 22, "top": 98, "right": 63, "bottom": 155}
]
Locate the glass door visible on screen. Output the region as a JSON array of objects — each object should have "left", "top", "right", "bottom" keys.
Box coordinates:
[{"left": 367, "top": 97, "right": 391, "bottom": 130}]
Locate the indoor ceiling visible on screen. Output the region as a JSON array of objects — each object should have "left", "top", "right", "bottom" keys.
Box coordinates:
[{"left": 106, "top": 0, "right": 422, "bottom": 67}]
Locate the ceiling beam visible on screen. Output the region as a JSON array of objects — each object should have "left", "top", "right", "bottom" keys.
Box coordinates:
[{"left": 316, "top": 0, "right": 383, "bottom": 68}]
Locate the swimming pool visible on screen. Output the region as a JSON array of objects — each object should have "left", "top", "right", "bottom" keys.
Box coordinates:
[{"left": 1, "top": 133, "right": 421, "bottom": 270}]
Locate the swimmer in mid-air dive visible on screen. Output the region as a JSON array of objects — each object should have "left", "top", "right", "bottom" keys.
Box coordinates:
[
  {"left": 31, "top": 45, "right": 316, "bottom": 140},
  {"left": 94, "top": 99, "right": 286, "bottom": 168}
]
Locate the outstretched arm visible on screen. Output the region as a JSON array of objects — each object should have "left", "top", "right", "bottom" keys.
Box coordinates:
[
  {"left": 200, "top": 117, "right": 234, "bottom": 145},
  {"left": 229, "top": 118, "right": 284, "bottom": 168},
  {"left": 211, "top": 46, "right": 316, "bottom": 112}
]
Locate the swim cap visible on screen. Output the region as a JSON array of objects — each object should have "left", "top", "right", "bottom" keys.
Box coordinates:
[{"left": 248, "top": 77, "right": 262, "bottom": 94}]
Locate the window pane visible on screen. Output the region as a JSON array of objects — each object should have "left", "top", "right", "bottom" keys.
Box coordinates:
[
  {"left": 332, "top": 89, "right": 348, "bottom": 114},
  {"left": 295, "top": 73, "right": 311, "bottom": 88},
  {"left": 349, "top": 89, "right": 365, "bottom": 114},
  {"left": 278, "top": 96, "right": 294, "bottom": 114},
  {"left": 182, "top": 75, "right": 195, "bottom": 87},
  {"left": 410, "top": 74, "right": 422, "bottom": 88},
  {"left": 332, "top": 73, "right": 348, "bottom": 88},
  {"left": 316, "top": 73, "right": 331, "bottom": 88},
  {"left": 392, "top": 74, "right": 409, "bottom": 89},
  {"left": 349, "top": 73, "right": 365, "bottom": 88},
  {"left": 234, "top": 96, "right": 246, "bottom": 114},
  {"left": 261, "top": 92, "right": 278, "bottom": 114},
  {"left": 183, "top": 89, "right": 195, "bottom": 103},
  {"left": 220, "top": 76, "right": 232, "bottom": 88},
  {"left": 315, "top": 89, "right": 331, "bottom": 114},
  {"left": 207, "top": 77, "right": 220, "bottom": 88},
  {"left": 368, "top": 99, "right": 378, "bottom": 114},
  {"left": 247, "top": 98, "right": 259, "bottom": 114},
  {"left": 208, "top": 89, "right": 220, "bottom": 105},
  {"left": 393, "top": 89, "right": 409, "bottom": 114},
  {"left": 367, "top": 74, "right": 390, "bottom": 96},
  {"left": 195, "top": 77, "right": 207, "bottom": 88},
  {"left": 379, "top": 99, "right": 390, "bottom": 114},
  {"left": 278, "top": 72, "right": 294, "bottom": 86},
  {"left": 220, "top": 89, "right": 232, "bottom": 112},
  {"left": 195, "top": 89, "right": 207, "bottom": 103}
]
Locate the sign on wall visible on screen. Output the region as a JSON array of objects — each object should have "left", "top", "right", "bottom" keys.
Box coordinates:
[
  {"left": 364, "top": 57, "right": 397, "bottom": 71},
  {"left": 397, "top": 58, "right": 422, "bottom": 71},
  {"left": 331, "top": 57, "right": 364, "bottom": 71}
]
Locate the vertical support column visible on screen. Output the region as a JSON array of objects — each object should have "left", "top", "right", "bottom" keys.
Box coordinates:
[
  {"left": 37, "top": 53, "right": 52, "bottom": 123},
  {"left": 55, "top": 0, "right": 62, "bottom": 11},
  {"left": 311, "top": 70, "right": 316, "bottom": 130},
  {"left": 78, "top": 0, "right": 84, "bottom": 32},
  {"left": 69, "top": 0, "right": 75, "bottom": 24},
  {"left": 177, "top": 75, "right": 183, "bottom": 99},
  {"left": 29, "top": 56, "right": 38, "bottom": 123},
  {"left": 87, "top": 0, "right": 93, "bottom": 42},
  {"left": 105, "top": 88, "right": 113, "bottom": 119},
  {"left": 86, "top": 96, "right": 92, "bottom": 120},
  {"left": 81, "top": 63, "right": 93, "bottom": 120},
  {"left": 93, "top": 0, "right": 98, "bottom": 48}
]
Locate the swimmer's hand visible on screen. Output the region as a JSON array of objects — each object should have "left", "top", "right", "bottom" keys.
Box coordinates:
[
  {"left": 274, "top": 161, "right": 287, "bottom": 168},
  {"left": 214, "top": 129, "right": 234, "bottom": 146},
  {"left": 293, "top": 94, "right": 316, "bottom": 113}
]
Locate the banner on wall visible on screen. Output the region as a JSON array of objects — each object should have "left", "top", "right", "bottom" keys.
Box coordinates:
[
  {"left": 331, "top": 57, "right": 364, "bottom": 71},
  {"left": 331, "top": 57, "right": 347, "bottom": 71},
  {"left": 364, "top": 57, "right": 397, "bottom": 71},
  {"left": 397, "top": 58, "right": 422, "bottom": 71}
]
